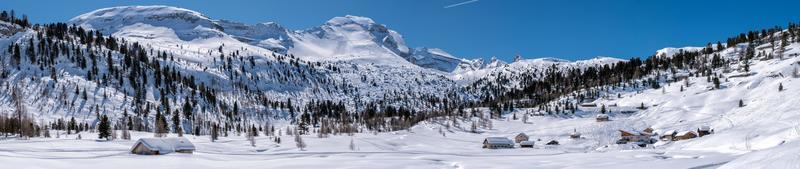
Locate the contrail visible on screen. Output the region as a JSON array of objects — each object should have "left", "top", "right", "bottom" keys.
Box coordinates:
[{"left": 444, "top": 0, "right": 479, "bottom": 8}]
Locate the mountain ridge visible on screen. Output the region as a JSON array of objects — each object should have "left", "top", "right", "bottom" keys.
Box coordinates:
[{"left": 68, "top": 5, "right": 628, "bottom": 74}]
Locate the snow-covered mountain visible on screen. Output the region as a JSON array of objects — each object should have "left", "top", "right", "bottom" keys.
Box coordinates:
[
  {"left": 65, "top": 5, "right": 631, "bottom": 92},
  {"left": 70, "top": 6, "right": 225, "bottom": 41},
  {"left": 70, "top": 6, "right": 473, "bottom": 72}
]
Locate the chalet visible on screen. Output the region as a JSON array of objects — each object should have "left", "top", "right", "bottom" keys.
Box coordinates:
[
  {"left": 697, "top": 126, "right": 713, "bottom": 137},
  {"left": 617, "top": 129, "right": 655, "bottom": 144},
  {"left": 520, "top": 141, "right": 535, "bottom": 148},
  {"left": 659, "top": 130, "right": 677, "bottom": 141},
  {"left": 131, "top": 137, "right": 195, "bottom": 155},
  {"left": 596, "top": 114, "right": 610, "bottom": 122},
  {"left": 514, "top": 133, "right": 529, "bottom": 143},
  {"left": 483, "top": 137, "right": 514, "bottom": 149},
  {"left": 675, "top": 131, "right": 698, "bottom": 140},
  {"left": 545, "top": 140, "right": 559, "bottom": 145},
  {"left": 569, "top": 129, "right": 581, "bottom": 139}
]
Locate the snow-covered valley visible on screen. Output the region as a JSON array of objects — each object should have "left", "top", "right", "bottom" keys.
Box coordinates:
[{"left": 1, "top": 5, "right": 800, "bottom": 169}]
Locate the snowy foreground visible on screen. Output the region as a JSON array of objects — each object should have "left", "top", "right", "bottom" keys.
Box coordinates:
[{"left": 0, "top": 119, "right": 737, "bottom": 169}]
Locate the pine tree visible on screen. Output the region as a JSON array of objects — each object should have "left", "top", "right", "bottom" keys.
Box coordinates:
[
  {"left": 154, "top": 111, "right": 168, "bottom": 137},
  {"left": 210, "top": 123, "right": 219, "bottom": 142},
  {"left": 779, "top": 83, "right": 784, "bottom": 91},
  {"left": 172, "top": 110, "right": 182, "bottom": 137},
  {"left": 600, "top": 104, "right": 607, "bottom": 114},
  {"left": 743, "top": 59, "right": 750, "bottom": 72},
  {"left": 97, "top": 115, "right": 110, "bottom": 140},
  {"left": 739, "top": 99, "right": 745, "bottom": 107},
  {"left": 11, "top": 44, "right": 20, "bottom": 67},
  {"left": 182, "top": 100, "right": 193, "bottom": 120}
]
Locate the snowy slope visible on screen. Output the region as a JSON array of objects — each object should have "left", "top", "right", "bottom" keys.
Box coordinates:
[
  {"left": 456, "top": 56, "right": 626, "bottom": 87},
  {"left": 655, "top": 46, "right": 704, "bottom": 57}
]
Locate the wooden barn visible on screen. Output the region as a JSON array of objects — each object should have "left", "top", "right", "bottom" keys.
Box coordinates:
[
  {"left": 483, "top": 137, "right": 514, "bottom": 149},
  {"left": 697, "top": 126, "right": 713, "bottom": 137},
  {"left": 660, "top": 130, "right": 677, "bottom": 141},
  {"left": 675, "top": 131, "right": 698, "bottom": 140},
  {"left": 643, "top": 127, "right": 654, "bottom": 134},
  {"left": 617, "top": 129, "right": 655, "bottom": 144},
  {"left": 514, "top": 133, "right": 529, "bottom": 143},
  {"left": 131, "top": 137, "right": 195, "bottom": 155}
]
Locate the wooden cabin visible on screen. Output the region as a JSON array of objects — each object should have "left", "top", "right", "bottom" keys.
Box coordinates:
[
  {"left": 697, "top": 126, "right": 712, "bottom": 137},
  {"left": 617, "top": 130, "right": 654, "bottom": 144},
  {"left": 483, "top": 137, "right": 514, "bottom": 149},
  {"left": 545, "top": 140, "right": 559, "bottom": 145},
  {"left": 596, "top": 114, "right": 610, "bottom": 122},
  {"left": 643, "top": 127, "right": 654, "bottom": 134},
  {"left": 675, "top": 131, "right": 698, "bottom": 140},
  {"left": 519, "top": 141, "right": 535, "bottom": 148},
  {"left": 660, "top": 130, "right": 677, "bottom": 141},
  {"left": 131, "top": 137, "right": 195, "bottom": 155},
  {"left": 514, "top": 133, "right": 529, "bottom": 143}
]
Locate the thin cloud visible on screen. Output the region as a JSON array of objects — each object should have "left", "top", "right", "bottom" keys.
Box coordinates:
[{"left": 444, "top": 0, "right": 479, "bottom": 8}]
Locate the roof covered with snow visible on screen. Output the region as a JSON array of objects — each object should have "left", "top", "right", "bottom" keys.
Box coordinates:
[
  {"left": 520, "top": 141, "right": 535, "bottom": 145},
  {"left": 676, "top": 131, "right": 697, "bottom": 136},
  {"left": 484, "top": 137, "right": 514, "bottom": 145},
  {"left": 133, "top": 137, "right": 195, "bottom": 153}
]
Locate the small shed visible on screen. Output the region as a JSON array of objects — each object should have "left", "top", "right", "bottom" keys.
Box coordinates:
[
  {"left": 569, "top": 129, "right": 581, "bottom": 139},
  {"left": 483, "top": 137, "right": 514, "bottom": 149},
  {"left": 675, "top": 131, "right": 698, "bottom": 140},
  {"left": 514, "top": 133, "right": 529, "bottom": 143},
  {"left": 131, "top": 137, "right": 196, "bottom": 155},
  {"left": 697, "top": 126, "right": 712, "bottom": 137},
  {"left": 596, "top": 114, "right": 610, "bottom": 122},
  {"left": 545, "top": 140, "right": 559, "bottom": 145},
  {"left": 520, "top": 141, "right": 535, "bottom": 148}
]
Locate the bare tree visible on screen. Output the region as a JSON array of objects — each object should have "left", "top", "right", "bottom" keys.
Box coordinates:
[
  {"left": 294, "top": 129, "right": 306, "bottom": 151},
  {"left": 349, "top": 137, "right": 356, "bottom": 151},
  {"left": 12, "top": 84, "right": 33, "bottom": 139}
]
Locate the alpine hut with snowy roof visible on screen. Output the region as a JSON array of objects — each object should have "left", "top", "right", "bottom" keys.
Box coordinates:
[{"left": 131, "top": 137, "right": 195, "bottom": 155}]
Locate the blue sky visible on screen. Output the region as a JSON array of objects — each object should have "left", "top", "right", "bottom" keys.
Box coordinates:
[{"left": 4, "top": 0, "right": 800, "bottom": 61}]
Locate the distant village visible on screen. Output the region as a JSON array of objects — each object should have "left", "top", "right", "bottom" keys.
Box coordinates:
[{"left": 483, "top": 102, "right": 714, "bottom": 149}]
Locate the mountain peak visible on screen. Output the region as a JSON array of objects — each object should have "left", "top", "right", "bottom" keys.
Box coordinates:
[
  {"left": 71, "top": 5, "right": 209, "bottom": 22},
  {"left": 69, "top": 5, "right": 222, "bottom": 41},
  {"left": 325, "top": 15, "right": 376, "bottom": 27}
]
